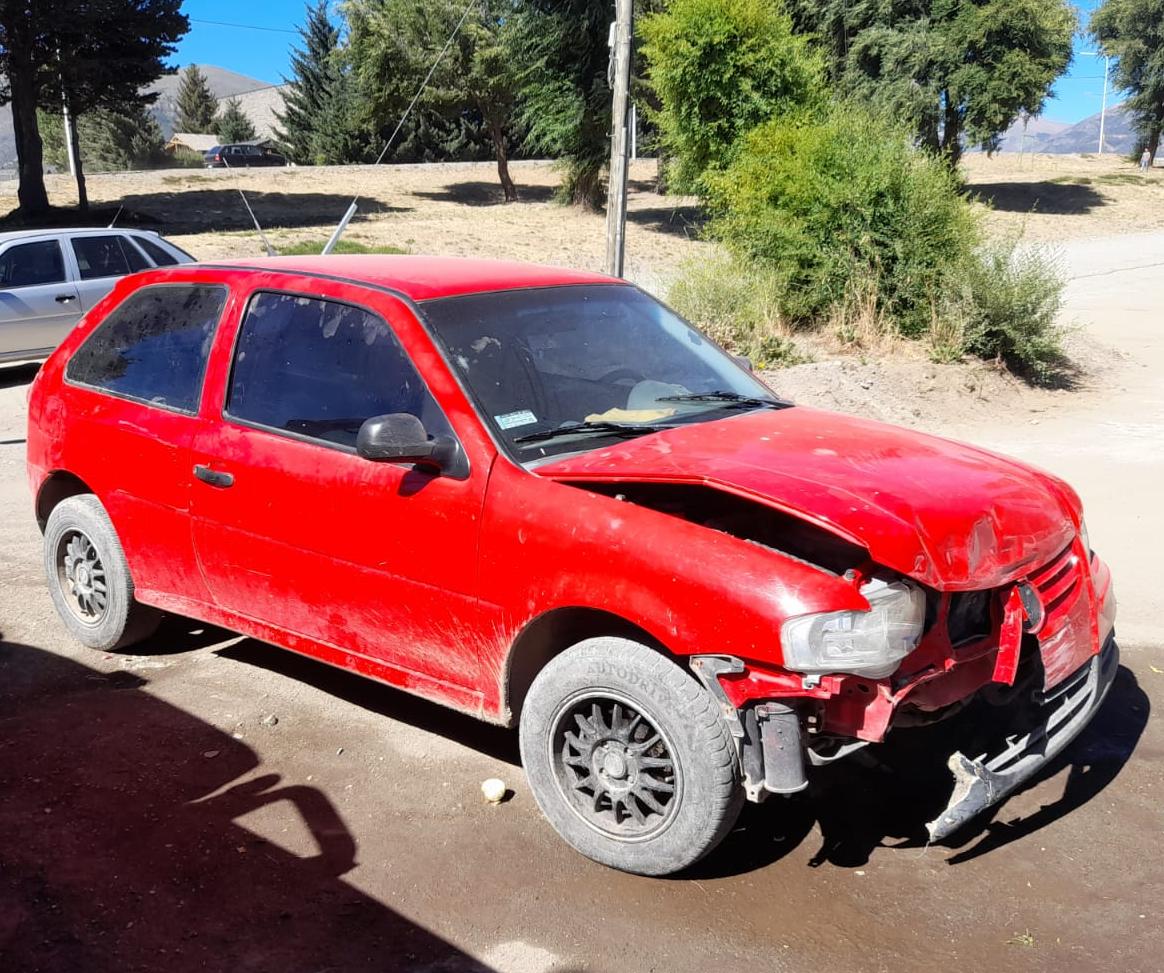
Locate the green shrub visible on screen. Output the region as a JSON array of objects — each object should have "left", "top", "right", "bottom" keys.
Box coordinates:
[
  {"left": 639, "top": 0, "right": 824, "bottom": 193},
  {"left": 959, "top": 242, "right": 1066, "bottom": 381},
  {"left": 667, "top": 251, "right": 806, "bottom": 367},
  {"left": 705, "top": 104, "right": 981, "bottom": 337}
]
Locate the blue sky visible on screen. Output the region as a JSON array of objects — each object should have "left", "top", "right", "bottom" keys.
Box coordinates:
[{"left": 171, "top": 0, "right": 1117, "bottom": 125}]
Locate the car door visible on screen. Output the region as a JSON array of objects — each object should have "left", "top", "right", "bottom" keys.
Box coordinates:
[
  {"left": 68, "top": 233, "right": 147, "bottom": 313},
  {"left": 188, "top": 285, "right": 494, "bottom": 694},
  {"left": 0, "top": 237, "right": 81, "bottom": 358},
  {"left": 60, "top": 280, "right": 231, "bottom": 604}
]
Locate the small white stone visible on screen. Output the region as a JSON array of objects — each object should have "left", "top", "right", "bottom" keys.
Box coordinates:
[{"left": 481, "top": 778, "right": 506, "bottom": 803}]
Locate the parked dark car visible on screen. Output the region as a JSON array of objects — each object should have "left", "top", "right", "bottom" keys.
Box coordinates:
[{"left": 204, "top": 143, "right": 287, "bottom": 168}]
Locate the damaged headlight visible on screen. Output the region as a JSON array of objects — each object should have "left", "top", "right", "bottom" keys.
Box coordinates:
[{"left": 780, "top": 578, "right": 926, "bottom": 680}]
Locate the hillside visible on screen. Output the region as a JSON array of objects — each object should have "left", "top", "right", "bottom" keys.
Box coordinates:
[
  {"left": 992, "top": 104, "right": 1138, "bottom": 156},
  {"left": 0, "top": 64, "right": 274, "bottom": 170}
]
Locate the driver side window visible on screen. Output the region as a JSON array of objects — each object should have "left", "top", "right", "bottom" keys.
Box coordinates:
[{"left": 225, "top": 291, "right": 454, "bottom": 449}]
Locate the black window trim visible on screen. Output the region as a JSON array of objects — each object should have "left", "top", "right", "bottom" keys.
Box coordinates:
[
  {"left": 0, "top": 238, "right": 69, "bottom": 290},
  {"left": 131, "top": 233, "right": 194, "bottom": 264},
  {"left": 63, "top": 281, "right": 230, "bottom": 417},
  {"left": 220, "top": 287, "right": 470, "bottom": 478}
]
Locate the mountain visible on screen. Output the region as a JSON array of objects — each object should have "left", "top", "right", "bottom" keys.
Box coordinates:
[
  {"left": 145, "top": 66, "right": 274, "bottom": 137},
  {"left": 0, "top": 65, "right": 275, "bottom": 170},
  {"left": 987, "top": 104, "right": 1137, "bottom": 156}
]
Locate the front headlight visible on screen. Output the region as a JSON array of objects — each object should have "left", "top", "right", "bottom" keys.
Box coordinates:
[{"left": 780, "top": 577, "right": 926, "bottom": 679}]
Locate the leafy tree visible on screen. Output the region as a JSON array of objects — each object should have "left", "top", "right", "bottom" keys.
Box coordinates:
[
  {"left": 640, "top": 0, "right": 824, "bottom": 191},
  {"left": 216, "top": 97, "right": 257, "bottom": 143},
  {"left": 0, "top": 0, "right": 187, "bottom": 216},
  {"left": 174, "top": 64, "right": 218, "bottom": 133},
  {"left": 277, "top": 0, "right": 342, "bottom": 163},
  {"left": 311, "top": 63, "right": 375, "bottom": 164},
  {"left": 345, "top": 0, "right": 522, "bottom": 199},
  {"left": 507, "top": 0, "right": 613, "bottom": 208},
  {"left": 787, "top": 0, "right": 1076, "bottom": 165},
  {"left": 40, "top": 105, "right": 166, "bottom": 171},
  {"left": 1092, "top": 0, "right": 1164, "bottom": 163}
]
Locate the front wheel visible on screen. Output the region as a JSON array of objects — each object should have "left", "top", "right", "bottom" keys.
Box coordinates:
[{"left": 519, "top": 637, "right": 743, "bottom": 875}]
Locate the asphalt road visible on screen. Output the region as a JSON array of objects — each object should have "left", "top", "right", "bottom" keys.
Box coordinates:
[{"left": 1, "top": 235, "right": 1162, "bottom": 972}]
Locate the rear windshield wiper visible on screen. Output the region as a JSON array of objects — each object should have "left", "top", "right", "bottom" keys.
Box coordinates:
[
  {"left": 513, "top": 420, "right": 674, "bottom": 445},
  {"left": 656, "top": 390, "right": 790, "bottom": 410}
]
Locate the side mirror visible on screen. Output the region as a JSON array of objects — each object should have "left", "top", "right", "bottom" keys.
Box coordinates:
[
  {"left": 356, "top": 413, "right": 455, "bottom": 471},
  {"left": 732, "top": 354, "right": 754, "bottom": 372}
]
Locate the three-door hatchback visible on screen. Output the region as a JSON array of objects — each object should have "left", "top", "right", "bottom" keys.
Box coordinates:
[{"left": 27, "top": 256, "right": 1118, "bottom": 875}]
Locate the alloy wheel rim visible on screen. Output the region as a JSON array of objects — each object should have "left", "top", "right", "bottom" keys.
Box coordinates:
[
  {"left": 57, "top": 529, "right": 108, "bottom": 624},
  {"left": 549, "top": 690, "right": 681, "bottom": 841}
]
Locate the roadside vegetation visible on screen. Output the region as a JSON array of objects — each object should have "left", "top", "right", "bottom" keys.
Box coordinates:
[{"left": 643, "top": 0, "right": 1070, "bottom": 381}]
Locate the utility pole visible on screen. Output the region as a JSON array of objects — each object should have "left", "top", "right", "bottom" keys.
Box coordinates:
[
  {"left": 1098, "top": 54, "right": 1110, "bottom": 155},
  {"left": 604, "top": 0, "right": 633, "bottom": 278}
]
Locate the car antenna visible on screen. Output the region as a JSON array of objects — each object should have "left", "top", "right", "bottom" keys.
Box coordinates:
[
  {"left": 320, "top": 0, "right": 480, "bottom": 255},
  {"left": 106, "top": 205, "right": 123, "bottom": 229},
  {"left": 219, "top": 153, "right": 278, "bottom": 257}
]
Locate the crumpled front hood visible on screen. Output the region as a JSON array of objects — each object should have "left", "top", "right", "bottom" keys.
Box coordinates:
[{"left": 536, "top": 407, "right": 1080, "bottom": 590}]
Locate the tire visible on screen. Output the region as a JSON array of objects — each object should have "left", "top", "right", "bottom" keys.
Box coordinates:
[
  {"left": 519, "top": 637, "right": 743, "bottom": 876},
  {"left": 43, "top": 494, "right": 161, "bottom": 651}
]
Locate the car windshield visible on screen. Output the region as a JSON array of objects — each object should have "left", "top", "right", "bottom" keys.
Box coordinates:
[{"left": 421, "top": 283, "right": 789, "bottom": 461}]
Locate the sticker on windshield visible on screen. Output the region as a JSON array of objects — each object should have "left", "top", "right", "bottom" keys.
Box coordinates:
[{"left": 496, "top": 410, "right": 538, "bottom": 430}]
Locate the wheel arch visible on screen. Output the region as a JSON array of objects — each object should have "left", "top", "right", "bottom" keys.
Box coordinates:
[
  {"left": 502, "top": 606, "right": 671, "bottom": 726},
  {"left": 36, "top": 471, "right": 95, "bottom": 532}
]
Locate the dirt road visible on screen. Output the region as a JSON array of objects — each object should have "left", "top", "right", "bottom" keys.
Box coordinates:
[{"left": 0, "top": 233, "right": 1161, "bottom": 972}]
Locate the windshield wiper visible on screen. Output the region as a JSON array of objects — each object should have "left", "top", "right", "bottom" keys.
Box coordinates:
[
  {"left": 656, "top": 390, "right": 790, "bottom": 409},
  {"left": 513, "top": 420, "right": 674, "bottom": 445}
]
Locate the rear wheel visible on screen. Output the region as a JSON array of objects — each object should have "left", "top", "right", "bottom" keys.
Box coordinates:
[
  {"left": 43, "top": 495, "right": 160, "bottom": 651},
  {"left": 519, "top": 637, "right": 743, "bottom": 875}
]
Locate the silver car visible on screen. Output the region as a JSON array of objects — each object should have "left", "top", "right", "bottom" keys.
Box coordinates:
[{"left": 0, "top": 227, "right": 194, "bottom": 363}]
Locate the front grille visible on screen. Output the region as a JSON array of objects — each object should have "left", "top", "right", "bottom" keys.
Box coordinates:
[{"left": 1029, "top": 542, "right": 1083, "bottom": 618}]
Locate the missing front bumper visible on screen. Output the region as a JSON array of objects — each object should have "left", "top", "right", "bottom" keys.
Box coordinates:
[{"left": 926, "top": 634, "right": 1119, "bottom": 842}]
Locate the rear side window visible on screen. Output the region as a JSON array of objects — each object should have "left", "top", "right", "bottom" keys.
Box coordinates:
[
  {"left": 66, "top": 284, "right": 228, "bottom": 413},
  {"left": 133, "top": 235, "right": 182, "bottom": 266},
  {"left": 71, "top": 235, "right": 148, "bottom": 280},
  {"left": 226, "top": 291, "right": 452, "bottom": 449},
  {"left": 0, "top": 240, "right": 66, "bottom": 287}
]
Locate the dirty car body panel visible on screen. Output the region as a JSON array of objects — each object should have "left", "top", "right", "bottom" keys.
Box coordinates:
[{"left": 26, "top": 255, "right": 1117, "bottom": 870}]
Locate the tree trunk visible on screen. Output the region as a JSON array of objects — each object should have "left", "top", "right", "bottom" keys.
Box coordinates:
[
  {"left": 8, "top": 61, "right": 51, "bottom": 218},
  {"left": 940, "top": 94, "right": 963, "bottom": 167},
  {"left": 486, "top": 112, "right": 517, "bottom": 202},
  {"left": 66, "top": 104, "right": 88, "bottom": 212},
  {"left": 1148, "top": 109, "right": 1162, "bottom": 166}
]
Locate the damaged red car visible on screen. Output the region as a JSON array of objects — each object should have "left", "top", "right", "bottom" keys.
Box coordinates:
[{"left": 26, "top": 256, "right": 1118, "bottom": 876}]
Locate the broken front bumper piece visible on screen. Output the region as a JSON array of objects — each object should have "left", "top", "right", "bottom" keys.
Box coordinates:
[{"left": 926, "top": 635, "right": 1119, "bottom": 842}]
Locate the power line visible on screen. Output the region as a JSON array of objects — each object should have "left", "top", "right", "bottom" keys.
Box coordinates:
[{"left": 191, "top": 18, "right": 299, "bottom": 35}]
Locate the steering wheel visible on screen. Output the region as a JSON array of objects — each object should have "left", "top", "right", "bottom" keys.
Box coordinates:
[{"left": 598, "top": 367, "right": 646, "bottom": 385}]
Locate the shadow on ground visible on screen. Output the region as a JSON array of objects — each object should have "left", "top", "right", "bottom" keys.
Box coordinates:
[
  {"left": 411, "top": 181, "right": 557, "bottom": 207},
  {"left": 109, "top": 190, "right": 408, "bottom": 233},
  {"left": 686, "top": 662, "right": 1148, "bottom": 879},
  {"left": 971, "top": 181, "right": 1107, "bottom": 215},
  {"left": 627, "top": 203, "right": 706, "bottom": 239},
  {"left": 0, "top": 362, "right": 39, "bottom": 391},
  {"left": 0, "top": 633, "right": 493, "bottom": 972}
]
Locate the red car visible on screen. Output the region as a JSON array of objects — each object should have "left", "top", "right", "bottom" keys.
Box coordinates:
[{"left": 26, "top": 256, "right": 1117, "bottom": 875}]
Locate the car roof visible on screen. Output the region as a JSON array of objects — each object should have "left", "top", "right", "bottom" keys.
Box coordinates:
[
  {"left": 200, "top": 255, "right": 617, "bottom": 302},
  {"left": 0, "top": 227, "right": 160, "bottom": 245}
]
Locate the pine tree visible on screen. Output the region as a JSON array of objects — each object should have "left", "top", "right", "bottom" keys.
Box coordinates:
[
  {"left": 506, "top": 0, "right": 613, "bottom": 209},
  {"left": 276, "top": 0, "right": 341, "bottom": 163},
  {"left": 216, "top": 97, "right": 257, "bottom": 143},
  {"left": 39, "top": 106, "right": 166, "bottom": 171},
  {"left": 174, "top": 64, "right": 218, "bottom": 133}
]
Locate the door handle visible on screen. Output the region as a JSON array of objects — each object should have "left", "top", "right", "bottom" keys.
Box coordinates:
[
  {"left": 193, "top": 464, "right": 234, "bottom": 488},
  {"left": 55, "top": 294, "right": 76, "bottom": 304}
]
